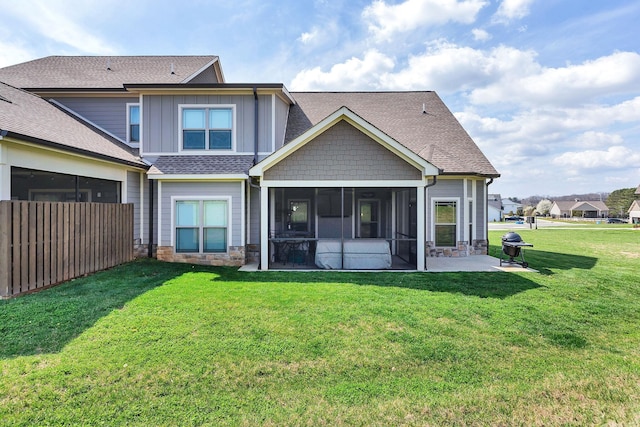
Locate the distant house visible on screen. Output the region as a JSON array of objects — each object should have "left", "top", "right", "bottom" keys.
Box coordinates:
[
  {"left": 501, "top": 198, "right": 522, "bottom": 216},
  {"left": 629, "top": 185, "right": 640, "bottom": 224},
  {"left": 550, "top": 200, "right": 609, "bottom": 219},
  {"left": 487, "top": 194, "right": 502, "bottom": 222}
]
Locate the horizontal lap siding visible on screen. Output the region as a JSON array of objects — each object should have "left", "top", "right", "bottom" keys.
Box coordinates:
[
  {"left": 0, "top": 201, "right": 134, "bottom": 298},
  {"left": 53, "top": 97, "right": 136, "bottom": 141},
  {"left": 264, "top": 121, "right": 422, "bottom": 181},
  {"left": 159, "top": 181, "right": 243, "bottom": 247}
]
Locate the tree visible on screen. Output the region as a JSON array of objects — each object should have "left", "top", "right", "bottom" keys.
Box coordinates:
[
  {"left": 535, "top": 199, "right": 553, "bottom": 216},
  {"left": 606, "top": 188, "right": 636, "bottom": 217}
]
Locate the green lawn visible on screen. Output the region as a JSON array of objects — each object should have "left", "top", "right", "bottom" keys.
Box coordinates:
[{"left": 1, "top": 229, "right": 639, "bottom": 426}]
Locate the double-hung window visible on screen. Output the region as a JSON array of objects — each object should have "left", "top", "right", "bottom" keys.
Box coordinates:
[
  {"left": 175, "top": 199, "right": 229, "bottom": 253},
  {"left": 434, "top": 200, "right": 457, "bottom": 247},
  {"left": 127, "top": 104, "right": 140, "bottom": 143},
  {"left": 181, "top": 106, "right": 234, "bottom": 151}
]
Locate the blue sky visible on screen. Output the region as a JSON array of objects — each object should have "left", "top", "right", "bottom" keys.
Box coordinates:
[{"left": 1, "top": 0, "right": 639, "bottom": 199}]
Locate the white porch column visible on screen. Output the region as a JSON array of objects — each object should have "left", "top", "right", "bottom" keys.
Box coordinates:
[
  {"left": 259, "top": 183, "right": 269, "bottom": 270},
  {"left": 417, "top": 185, "right": 426, "bottom": 271}
]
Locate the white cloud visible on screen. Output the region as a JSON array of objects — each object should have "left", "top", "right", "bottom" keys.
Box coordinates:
[
  {"left": 290, "top": 49, "right": 395, "bottom": 91},
  {"left": 493, "top": 0, "right": 535, "bottom": 24},
  {"left": 363, "top": 0, "right": 488, "bottom": 41},
  {"left": 472, "top": 28, "right": 491, "bottom": 41},
  {"left": 571, "top": 131, "right": 623, "bottom": 148},
  {"left": 299, "top": 30, "right": 318, "bottom": 44},
  {"left": 2, "top": 0, "right": 117, "bottom": 55},
  {"left": 552, "top": 146, "right": 640, "bottom": 171},
  {"left": 469, "top": 51, "right": 640, "bottom": 107}
]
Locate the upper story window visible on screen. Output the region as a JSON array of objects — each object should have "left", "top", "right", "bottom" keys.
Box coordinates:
[
  {"left": 180, "top": 105, "right": 234, "bottom": 151},
  {"left": 127, "top": 104, "right": 140, "bottom": 143}
]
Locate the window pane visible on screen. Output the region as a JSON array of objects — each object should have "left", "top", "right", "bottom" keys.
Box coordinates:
[
  {"left": 210, "top": 109, "right": 232, "bottom": 129},
  {"left": 183, "top": 109, "right": 206, "bottom": 128},
  {"left": 436, "top": 202, "right": 456, "bottom": 223},
  {"left": 435, "top": 225, "right": 456, "bottom": 247},
  {"left": 176, "top": 228, "right": 199, "bottom": 252},
  {"left": 130, "top": 124, "right": 140, "bottom": 142},
  {"left": 129, "top": 105, "right": 140, "bottom": 124},
  {"left": 209, "top": 130, "right": 232, "bottom": 149},
  {"left": 183, "top": 130, "right": 206, "bottom": 149},
  {"left": 204, "top": 228, "right": 226, "bottom": 252},
  {"left": 204, "top": 200, "right": 227, "bottom": 227},
  {"left": 176, "top": 201, "right": 199, "bottom": 226}
]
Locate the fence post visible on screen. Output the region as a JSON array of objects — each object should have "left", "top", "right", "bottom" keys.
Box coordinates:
[{"left": 0, "top": 201, "right": 11, "bottom": 297}]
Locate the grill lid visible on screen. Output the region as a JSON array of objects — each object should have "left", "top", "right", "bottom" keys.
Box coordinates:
[{"left": 502, "top": 232, "right": 522, "bottom": 242}]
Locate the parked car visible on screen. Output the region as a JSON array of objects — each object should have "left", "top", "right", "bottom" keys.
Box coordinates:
[
  {"left": 504, "top": 216, "right": 524, "bottom": 221},
  {"left": 607, "top": 218, "right": 627, "bottom": 224}
]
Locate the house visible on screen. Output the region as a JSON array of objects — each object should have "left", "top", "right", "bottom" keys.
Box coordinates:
[
  {"left": 501, "top": 198, "right": 522, "bottom": 216},
  {"left": 0, "top": 55, "right": 500, "bottom": 271},
  {"left": 487, "top": 194, "right": 502, "bottom": 222},
  {"left": 549, "top": 200, "right": 609, "bottom": 219},
  {"left": 629, "top": 185, "right": 640, "bottom": 224}
]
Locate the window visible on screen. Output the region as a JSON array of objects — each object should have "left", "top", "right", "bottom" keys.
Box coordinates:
[
  {"left": 127, "top": 104, "right": 140, "bottom": 143},
  {"left": 175, "top": 199, "right": 228, "bottom": 253},
  {"left": 435, "top": 201, "right": 457, "bottom": 247},
  {"left": 288, "top": 200, "right": 309, "bottom": 232},
  {"left": 181, "top": 106, "right": 233, "bottom": 150}
]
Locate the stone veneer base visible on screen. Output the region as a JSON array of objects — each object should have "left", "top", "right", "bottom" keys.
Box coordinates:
[{"left": 156, "top": 246, "right": 246, "bottom": 267}]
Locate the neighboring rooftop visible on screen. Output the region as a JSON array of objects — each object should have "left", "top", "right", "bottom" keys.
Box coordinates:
[
  {"left": 0, "top": 55, "right": 223, "bottom": 90},
  {"left": 287, "top": 92, "right": 499, "bottom": 178},
  {"left": 0, "top": 82, "right": 145, "bottom": 167}
]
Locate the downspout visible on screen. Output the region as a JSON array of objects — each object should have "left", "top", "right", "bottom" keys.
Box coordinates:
[
  {"left": 485, "top": 178, "right": 494, "bottom": 255},
  {"left": 253, "top": 86, "right": 259, "bottom": 165},
  {"left": 422, "top": 176, "right": 438, "bottom": 269},
  {"left": 148, "top": 179, "right": 154, "bottom": 258}
]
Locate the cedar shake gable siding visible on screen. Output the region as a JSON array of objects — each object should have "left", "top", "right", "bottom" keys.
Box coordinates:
[
  {"left": 287, "top": 92, "right": 499, "bottom": 178},
  {"left": 264, "top": 120, "right": 421, "bottom": 181}
]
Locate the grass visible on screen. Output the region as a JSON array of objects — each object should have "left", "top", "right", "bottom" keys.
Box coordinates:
[{"left": 1, "top": 229, "right": 639, "bottom": 426}]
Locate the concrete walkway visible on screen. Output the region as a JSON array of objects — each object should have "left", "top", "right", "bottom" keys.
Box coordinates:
[
  {"left": 240, "top": 256, "right": 537, "bottom": 273},
  {"left": 425, "top": 255, "right": 537, "bottom": 272}
]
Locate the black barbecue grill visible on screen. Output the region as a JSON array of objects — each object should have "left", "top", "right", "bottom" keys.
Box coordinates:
[{"left": 500, "top": 232, "right": 533, "bottom": 268}]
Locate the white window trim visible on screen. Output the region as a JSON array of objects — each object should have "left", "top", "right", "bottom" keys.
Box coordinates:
[
  {"left": 126, "top": 103, "right": 141, "bottom": 146},
  {"left": 431, "top": 197, "right": 460, "bottom": 248},
  {"left": 171, "top": 196, "right": 233, "bottom": 253},
  {"left": 178, "top": 104, "right": 236, "bottom": 153}
]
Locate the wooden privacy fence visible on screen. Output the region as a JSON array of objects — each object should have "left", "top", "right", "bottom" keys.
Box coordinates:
[{"left": 0, "top": 201, "right": 134, "bottom": 298}]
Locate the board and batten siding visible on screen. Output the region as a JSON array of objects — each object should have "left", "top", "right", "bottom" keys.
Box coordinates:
[
  {"left": 126, "top": 171, "right": 141, "bottom": 242},
  {"left": 273, "top": 96, "right": 290, "bottom": 151},
  {"left": 159, "top": 181, "right": 243, "bottom": 247},
  {"left": 248, "top": 184, "right": 260, "bottom": 245},
  {"left": 474, "top": 180, "right": 486, "bottom": 238},
  {"left": 142, "top": 94, "right": 273, "bottom": 154},
  {"left": 264, "top": 121, "right": 422, "bottom": 181},
  {"left": 53, "top": 97, "right": 137, "bottom": 142}
]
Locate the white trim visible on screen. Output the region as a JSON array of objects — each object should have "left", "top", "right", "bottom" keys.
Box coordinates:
[
  {"left": 261, "top": 179, "right": 426, "bottom": 188},
  {"left": 431, "top": 197, "right": 460, "bottom": 248},
  {"left": 271, "top": 94, "right": 276, "bottom": 153},
  {"left": 463, "top": 179, "right": 469, "bottom": 243},
  {"left": 141, "top": 151, "right": 272, "bottom": 157},
  {"left": 250, "top": 106, "right": 440, "bottom": 177},
  {"left": 170, "top": 196, "right": 233, "bottom": 253},
  {"left": 417, "top": 186, "right": 425, "bottom": 270},
  {"left": 240, "top": 181, "right": 246, "bottom": 247},
  {"left": 48, "top": 99, "right": 129, "bottom": 146},
  {"left": 147, "top": 173, "right": 248, "bottom": 181},
  {"left": 260, "top": 187, "right": 270, "bottom": 270},
  {"left": 178, "top": 104, "right": 236, "bottom": 153}
]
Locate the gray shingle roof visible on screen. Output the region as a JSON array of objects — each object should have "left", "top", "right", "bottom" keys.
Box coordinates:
[
  {"left": 0, "top": 56, "right": 219, "bottom": 89},
  {"left": 0, "top": 82, "right": 145, "bottom": 167},
  {"left": 147, "top": 155, "right": 254, "bottom": 175},
  {"left": 553, "top": 200, "right": 609, "bottom": 211},
  {"left": 287, "top": 92, "right": 499, "bottom": 177}
]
